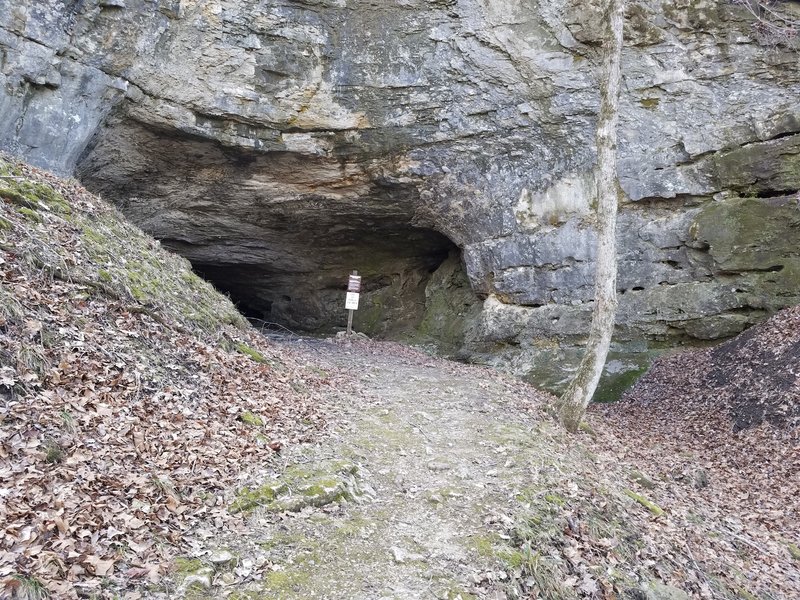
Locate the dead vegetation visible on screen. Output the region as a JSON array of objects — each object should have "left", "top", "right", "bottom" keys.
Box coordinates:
[
  {"left": 593, "top": 305, "right": 800, "bottom": 598},
  {"left": 0, "top": 155, "right": 343, "bottom": 598}
]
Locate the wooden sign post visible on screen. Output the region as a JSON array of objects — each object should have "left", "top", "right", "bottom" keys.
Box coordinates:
[{"left": 345, "top": 270, "right": 361, "bottom": 335}]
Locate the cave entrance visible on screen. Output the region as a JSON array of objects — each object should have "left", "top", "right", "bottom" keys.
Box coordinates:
[
  {"left": 190, "top": 226, "right": 465, "bottom": 341},
  {"left": 76, "top": 120, "right": 480, "bottom": 349}
]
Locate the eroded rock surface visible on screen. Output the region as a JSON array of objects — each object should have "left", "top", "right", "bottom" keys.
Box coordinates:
[{"left": 2, "top": 0, "right": 800, "bottom": 385}]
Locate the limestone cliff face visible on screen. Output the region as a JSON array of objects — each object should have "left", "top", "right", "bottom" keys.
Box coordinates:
[{"left": 2, "top": 0, "right": 800, "bottom": 384}]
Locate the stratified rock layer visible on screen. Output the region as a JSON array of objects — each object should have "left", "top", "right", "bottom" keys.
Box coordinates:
[{"left": 2, "top": 0, "right": 800, "bottom": 386}]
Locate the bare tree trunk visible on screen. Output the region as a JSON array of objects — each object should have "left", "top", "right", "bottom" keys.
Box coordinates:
[{"left": 557, "top": 0, "right": 625, "bottom": 433}]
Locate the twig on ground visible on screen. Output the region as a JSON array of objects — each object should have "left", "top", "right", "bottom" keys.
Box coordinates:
[
  {"left": 404, "top": 417, "right": 434, "bottom": 443},
  {"left": 684, "top": 539, "right": 713, "bottom": 592},
  {"left": 726, "top": 530, "right": 782, "bottom": 561}
]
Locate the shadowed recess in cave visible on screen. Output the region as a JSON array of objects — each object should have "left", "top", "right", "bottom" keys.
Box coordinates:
[
  {"left": 185, "top": 226, "right": 458, "bottom": 335},
  {"left": 77, "top": 118, "right": 474, "bottom": 339}
]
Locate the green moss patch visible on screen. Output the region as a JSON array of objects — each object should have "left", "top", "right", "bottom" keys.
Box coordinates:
[
  {"left": 173, "top": 557, "right": 207, "bottom": 575},
  {"left": 415, "top": 252, "right": 479, "bottom": 354},
  {"left": 788, "top": 542, "right": 800, "bottom": 561},
  {"left": 0, "top": 178, "right": 70, "bottom": 214},
  {"left": 231, "top": 460, "right": 360, "bottom": 515},
  {"left": 77, "top": 213, "right": 245, "bottom": 333},
  {"left": 262, "top": 569, "right": 312, "bottom": 593},
  {"left": 638, "top": 97, "right": 660, "bottom": 109},
  {"left": 593, "top": 365, "right": 647, "bottom": 403},
  {"left": 231, "top": 484, "right": 281, "bottom": 514},
  {"left": 1, "top": 187, "right": 38, "bottom": 209},
  {"left": 624, "top": 489, "right": 664, "bottom": 516},
  {"left": 17, "top": 207, "right": 42, "bottom": 222},
  {"left": 544, "top": 493, "right": 566, "bottom": 507},
  {"left": 235, "top": 342, "right": 270, "bottom": 364},
  {"left": 471, "top": 533, "right": 500, "bottom": 558},
  {"left": 333, "top": 517, "right": 369, "bottom": 539},
  {"left": 0, "top": 155, "right": 246, "bottom": 336},
  {"left": 239, "top": 411, "right": 264, "bottom": 427}
]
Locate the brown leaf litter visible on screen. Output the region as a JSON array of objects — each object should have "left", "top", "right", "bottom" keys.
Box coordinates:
[
  {"left": 2, "top": 153, "right": 799, "bottom": 599},
  {"left": 594, "top": 305, "right": 800, "bottom": 597},
  {"left": 0, "top": 155, "right": 347, "bottom": 598}
]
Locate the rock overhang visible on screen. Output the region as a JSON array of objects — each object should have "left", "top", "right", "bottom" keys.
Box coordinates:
[
  {"left": 77, "top": 117, "right": 462, "bottom": 334},
  {"left": 3, "top": 0, "right": 800, "bottom": 388}
]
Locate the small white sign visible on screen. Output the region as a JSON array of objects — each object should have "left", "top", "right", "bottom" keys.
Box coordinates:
[
  {"left": 345, "top": 292, "right": 360, "bottom": 310},
  {"left": 347, "top": 275, "right": 362, "bottom": 293}
]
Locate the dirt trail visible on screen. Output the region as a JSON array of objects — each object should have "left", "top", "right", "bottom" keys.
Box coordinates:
[
  {"left": 176, "top": 338, "right": 556, "bottom": 599},
  {"left": 166, "top": 337, "right": 800, "bottom": 600}
]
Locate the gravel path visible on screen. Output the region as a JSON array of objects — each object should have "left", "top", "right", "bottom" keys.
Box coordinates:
[
  {"left": 164, "top": 335, "right": 800, "bottom": 600},
  {"left": 175, "top": 337, "right": 556, "bottom": 599}
]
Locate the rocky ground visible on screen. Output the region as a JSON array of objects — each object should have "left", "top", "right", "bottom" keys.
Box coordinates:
[
  {"left": 162, "top": 337, "right": 558, "bottom": 599},
  {"left": 2, "top": 157, "right": 798, "bottom": 599},
  {"left": 152, "top": 336, "right": 797, "bottom": 600}
]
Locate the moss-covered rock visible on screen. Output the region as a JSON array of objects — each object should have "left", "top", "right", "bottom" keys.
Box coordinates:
[
  {"left": 692, "top": 196, "right": 800, "bottom": 275},
  {"left": 230, "top": 483, "right": 284, "bottom": 514},
  {"left": 173, "top": 557, "right": 206, "bottom": 575},
  {"left": 624, "top": 489, "right": 665, "bottom": 516},
  {"left": 235, "top": 342, "right": 270, "bottom": 364},
  {"left": 592, "top": 352, "right": 652, "bottom": 403},
  {"left": 712, "top": 135, "right": 800, "bottom": 195},
  {"left": 231, "top": 460, "right": 360, "bottom": 515},
  {"left": 415, "top": 251, "right": 480, "bottom": 355},
  {"left": 638, "top": 97, "right": 660, "bottom": 109},
  {"left": 629, "top": 470, "right": 657, "bottom": 490},
  {"left": 514, "top": 341, "right": 662, "bottom": 400},
  {"left": 172, "top": 557, "right": 215, "bottom": 595}
]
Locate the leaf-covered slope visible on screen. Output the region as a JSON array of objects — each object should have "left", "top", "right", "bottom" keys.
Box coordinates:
[
  {"left": 595, "top": 305, "right": 800, "bottom": 598},
  {"left": 0, "top": 155, "right": 336, "bottom": 598},
  {"left": 618, "top": 305, "right": 800, "bottom": 432}
]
